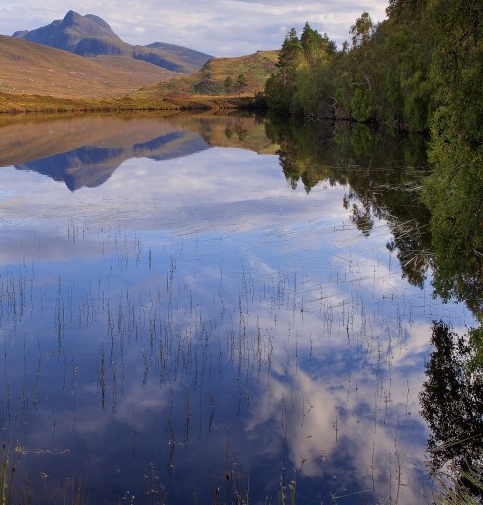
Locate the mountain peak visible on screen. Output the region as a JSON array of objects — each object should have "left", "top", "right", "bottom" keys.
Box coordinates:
[
  {"left": 63, "top": 10, "right": 81, "bottom": 24},
  {"left": 13, "top": 11, "right": 123, "bottom": 53},
  {"left": 12, "top": 11, "right": 213, "bottom": 73},
  {"left": 61, "top": 11, "right": 116, "bottom": 34},
  {"left": 61, "top": 11, "right": 120, "bottom": 40}
]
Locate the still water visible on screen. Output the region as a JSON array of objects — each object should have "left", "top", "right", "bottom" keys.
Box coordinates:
[{"left": 0, "top": 113, "right": 475, "bottom": 504}]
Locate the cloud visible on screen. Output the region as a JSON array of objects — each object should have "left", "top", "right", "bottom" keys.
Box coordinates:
[{"left": 0, "top": 0, "right": 388, "bottom": 56}]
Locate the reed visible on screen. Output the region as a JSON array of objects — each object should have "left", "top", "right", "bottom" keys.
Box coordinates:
[
  {"left": 432, "top": 463, "right": 483, "bottom": 505},
  {"left": 0, "top": 440, "right": 26, "bottom": 505}
]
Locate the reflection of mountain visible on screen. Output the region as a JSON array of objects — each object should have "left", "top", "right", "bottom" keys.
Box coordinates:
[
  {"left": 133, "top": 131, "right": 206, "bottom": 161},
  {"left": 16, "top": 146, "right": 123, "bottom": 191},
  {"left": 0, "top": 113, "right": 276, "bottom": 191},
  {"left": 14, "top": 131, "right": 209, "bottom": 191}
]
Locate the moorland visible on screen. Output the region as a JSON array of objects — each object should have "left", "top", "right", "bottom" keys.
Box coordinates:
[{"left": 0, "top": 10, "right": 278, "bottom": 113}]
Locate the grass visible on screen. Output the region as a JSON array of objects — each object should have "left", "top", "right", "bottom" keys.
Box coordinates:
[{"left": 432, "top": 463, "right": 483, "bottom": 505}]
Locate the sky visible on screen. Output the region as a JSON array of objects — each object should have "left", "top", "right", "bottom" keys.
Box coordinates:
[{"left": 0, "top": 0, "right": 389, "bottom": 57}]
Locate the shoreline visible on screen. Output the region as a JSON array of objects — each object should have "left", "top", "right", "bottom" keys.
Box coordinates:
[{"left": 0, "top": 91, "right": 257, "bottom": 114}]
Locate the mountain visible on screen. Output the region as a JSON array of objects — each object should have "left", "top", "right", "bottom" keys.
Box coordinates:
[{"left": 13, "top": 10, "right": 212, "bottom": 74}]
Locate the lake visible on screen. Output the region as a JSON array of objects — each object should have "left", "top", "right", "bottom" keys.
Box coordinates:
[{"left": 0, "top": 112, "right": 475, "bottom": 504}]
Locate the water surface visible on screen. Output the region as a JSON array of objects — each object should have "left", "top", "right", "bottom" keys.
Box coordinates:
[{"left": 0, "top": 113, "right": 473, "bottom": 504}]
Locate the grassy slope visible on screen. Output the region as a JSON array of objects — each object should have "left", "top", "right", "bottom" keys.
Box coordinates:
[
  {"left": 0, "top": 37, "right": 278, "bottom": 112},
  {"left": 133, "top": 50, "right": 278, "bottom": 98},
  {"left": 0, "top": 35, "right": 177, "bottom": 98}
]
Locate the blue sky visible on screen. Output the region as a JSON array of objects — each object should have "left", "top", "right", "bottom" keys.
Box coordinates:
[{"left": 0, "top": 0, "right": 388, "bottom": 56}]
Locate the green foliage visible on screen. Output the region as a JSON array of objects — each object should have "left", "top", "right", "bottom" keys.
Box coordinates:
[
  {"left": 350, "top": 12, "right": 374, "bottom": 50},
  {"left": 421, "top": 0, "right": 483, "bottom": 316},
  {"left": 264, "top": 28, "right": 304, "bottom": 114},
  {"left": 468, "top": 327, "right": 483, "bottom": 376},
  {"left": 235, "top": 73, "right": 248, "bottom": 94},
  {"left": 224, "top": 76, "right": 233, "bottom": 95},
  {"left": 430, "top": 0, "right": 483, "bottom": 145},
  {"left": 263, "top": 3, "right": 441, "bottom": 129},
  {"left": 300, "top": 22, "right": 336, "bottom": 67},
  {"left": 422, "top": 135, "right": 483, "bottom": 317},
  {"left": 265, "top": 25, "right": 336, "bottom": 117},
  {"left": 350, "top": 88, "right": 372, "bottom": 122},
  {"left": 386, "top": 0, "right": 427, "bottom": 18}
]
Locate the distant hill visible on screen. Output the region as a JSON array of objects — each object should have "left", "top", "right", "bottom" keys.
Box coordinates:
[
  {"left": 0, "top": 13, "right": 278, "bottom": 108},
  {"left": 133, "top": 50, "right": 279, "bottom": 98},
  {"left": 13, "top": 10, "right": 212, "bottom": 74},
  {"left": 0, "top": 35, "right": 176, "bottom": 98}
]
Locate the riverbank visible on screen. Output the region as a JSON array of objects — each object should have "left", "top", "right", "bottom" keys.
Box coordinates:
[{"left": 0, "top": 91, "right": 257, "bottom": 114}]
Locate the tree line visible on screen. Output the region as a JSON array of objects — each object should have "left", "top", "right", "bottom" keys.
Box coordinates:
[{"left": 263, "top": 0, "right": 482, "bottom": 137}]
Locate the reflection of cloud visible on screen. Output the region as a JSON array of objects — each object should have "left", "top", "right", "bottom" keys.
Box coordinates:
[
  {"left": 0, "top": 148, "right": 349, "bottom": 266},
  {"left": 244, "top": 330, "right": 433, "bottom": 503}
]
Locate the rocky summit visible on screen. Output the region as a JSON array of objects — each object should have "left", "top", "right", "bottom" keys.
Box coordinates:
[{"left": 13, "top": 10, "right": 213, "bottom": 74}]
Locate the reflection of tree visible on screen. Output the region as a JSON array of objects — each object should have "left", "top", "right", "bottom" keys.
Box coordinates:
[
  {"left": 265, "top": 116, "right": 432, "bottom": 287},
  {"left": 386, "top": 219, "right": 430, "bottom": 288},
  {"left": 422, "top": 141, "right": 483, "bottom": 319},
  {"left": 419, "top": 321, "right": 483, "bottom": 499},
  {"left": 343, "top": 192, "right": 373, "bottom": 236}
]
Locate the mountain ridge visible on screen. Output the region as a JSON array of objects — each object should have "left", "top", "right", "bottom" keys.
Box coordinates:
[{"left": 13, "top": 10, "right": 213, "bottom": 74}]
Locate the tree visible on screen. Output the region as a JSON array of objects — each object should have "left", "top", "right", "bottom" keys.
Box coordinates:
[
  {"left": 386, "top": 0, "right": 427, "bottom": 18},
  {"left": 265, "top": 28, "right": 304, "bottom": 114},
  {"left": 235, "top": 73, "right": 248, "bottom": 95},
  {"left": 277, "top": 28, "right": 304, "bottom": 74},
  {"left": 342, "top": 12, "right": 377, "bottom": 121},
  {"left": 350, "top": 12, "right": 374, "bottom": 50},
  {"left": 300, "top": 22, "right": 336, "bottom": 67},
  {"left": 224, "top": 76, "right": 233, "bottom": 95},
  {"left": 429, "top": 0, "right": 483, "bottom": 146}
]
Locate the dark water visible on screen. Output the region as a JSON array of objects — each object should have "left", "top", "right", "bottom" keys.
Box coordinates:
[{"left": 0, "top": 113, "right": 475, "bottom": 504}]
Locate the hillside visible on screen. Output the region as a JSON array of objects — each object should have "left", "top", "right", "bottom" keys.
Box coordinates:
[
  {"left": 0, "top": 27, "right": 278, "bottom": 111},
  {"left": 13, "top": 11, "right": 212, "bottom": 74},
  {"left": 133, "top": 50, "right": 279, "bottom": 99},
  {"left": 0, "top": 35, "right": 176, "bottom": 98}
]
